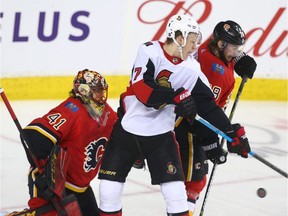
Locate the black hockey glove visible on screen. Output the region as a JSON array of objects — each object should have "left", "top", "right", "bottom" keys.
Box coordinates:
[
  {"left": 234, "top": 55, "right": 257, "bottom": 79},
  {"left": 203, "top": 141, "right": 227, "bottom": 164},
  {"left": 172, "top": 87, "right": 197, "bottom": 122},
  {"left": 226, "top": 123, "right": 251, "bottom": 158},
  {"left": 28, "top": 145, "right": 71, "bottom": 200},
  {"left": 33, "top": 171, "right": 55, "bottom": 200}
]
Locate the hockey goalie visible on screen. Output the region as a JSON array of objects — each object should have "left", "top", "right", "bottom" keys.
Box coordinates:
[{"left": 3, "top": 69, "right": 118, "bottom": 216}]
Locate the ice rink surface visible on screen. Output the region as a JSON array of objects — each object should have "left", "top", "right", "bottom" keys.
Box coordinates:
[{"left": 0, "top": 99, "right": 287, "bottom": 216}]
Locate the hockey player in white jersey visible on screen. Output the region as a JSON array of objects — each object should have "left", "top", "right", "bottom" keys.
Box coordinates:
[{"left": 98, "top": 14, "right": 251, "bottom": 216}]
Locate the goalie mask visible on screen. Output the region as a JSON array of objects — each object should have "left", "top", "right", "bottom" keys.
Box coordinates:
[{"left": 73, "top": 69, "right": 109, "bottom": 124}]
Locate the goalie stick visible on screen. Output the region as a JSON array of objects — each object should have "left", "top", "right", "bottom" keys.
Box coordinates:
[
  {"left": 0, "top": 87, "right": 82, "bottom": 216},
  {"left": 0, "top": 87, "right": 44, "bottom": 172}
]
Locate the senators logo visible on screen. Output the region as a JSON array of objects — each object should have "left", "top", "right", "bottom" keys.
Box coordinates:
[
  {"left": 84, "top": 138, "right": 107, "bottom": 172},
  {"left": 166, "top": 162, "right": 177, "bottom": 174},
  {"left": 156, "top": 70, "right": 173, "bottom": 88}
]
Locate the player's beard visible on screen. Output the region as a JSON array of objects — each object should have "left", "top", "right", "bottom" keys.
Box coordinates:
[{"left": 218, "top": 50, "right": 229, "bottom": 65}]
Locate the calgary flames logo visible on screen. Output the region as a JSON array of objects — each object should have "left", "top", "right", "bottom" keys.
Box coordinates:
[
  {"left": 156, "top": 70, "right": 172, "bottom": 88},
  {"left": 84, "top": 138, "right": 107, "bottom": 172}
]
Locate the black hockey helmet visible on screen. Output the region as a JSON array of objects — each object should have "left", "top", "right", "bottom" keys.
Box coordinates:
[{"left": 213, "top": 20, "right": 246, "bottom": 45}]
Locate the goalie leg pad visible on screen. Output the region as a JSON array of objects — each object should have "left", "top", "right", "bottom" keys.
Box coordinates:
[
  {"left": 7, "top": 194, "right": 82, "bottom": 216},
  {"left": 46, "top": 145, "right": 71, "bottom": 198}
]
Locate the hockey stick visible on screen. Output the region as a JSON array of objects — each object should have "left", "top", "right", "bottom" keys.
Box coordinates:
[
  {"left": 0, "top": 87, "right": 43, "bottom": 171},
  {"left": 0, "top": 87, "right": 70, "bottom": 216},
  {"left": 198, "top": 76, "right": 248, "bottom": 216},
  {"left": 196, "top": 115, "right": 288, "bottom": 178}
]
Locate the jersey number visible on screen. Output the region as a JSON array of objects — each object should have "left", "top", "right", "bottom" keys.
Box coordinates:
[
  {"left": 133, "top": 67, "right": 142, "bottom": 81},
  {"left": 47, "top": 113, "right": 67, "bottom": 130},
  {"left": 212, "top": 86, "right": 221, "bottom": 100}
]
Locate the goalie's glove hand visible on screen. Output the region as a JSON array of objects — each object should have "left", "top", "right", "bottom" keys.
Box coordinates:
[
  {"left": 172, "top": 87, "right": 197, "bottom": 122},
  {"left": 203, "top": 141, "right": 227, "bottom": 164},
  {"left": 33, "top": 171, "right": 55, "bottom": 200},
  {"left": 234, "top": 54, "right": 257, "bottom": 79},
  {"left": 226, "top": 123, "right": 251, "bottom": 158}
]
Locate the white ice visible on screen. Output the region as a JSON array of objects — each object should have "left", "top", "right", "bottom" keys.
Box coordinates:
[{"left": 0, "top": 99, "right": 287, "bottom": 216}]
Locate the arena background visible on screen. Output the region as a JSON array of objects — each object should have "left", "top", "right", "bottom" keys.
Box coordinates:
[{"left": 0, "top": 0, "right": 287, "bottom": 101}]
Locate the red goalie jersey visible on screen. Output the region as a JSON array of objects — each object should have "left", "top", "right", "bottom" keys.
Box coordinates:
[{"left": 23, "top": 97, "right": 117, "bottom": 192}]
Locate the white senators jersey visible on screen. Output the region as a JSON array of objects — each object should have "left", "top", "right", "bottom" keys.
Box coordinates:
[{"left": 120, "top": 41, "right": 211, "bottom": 136}]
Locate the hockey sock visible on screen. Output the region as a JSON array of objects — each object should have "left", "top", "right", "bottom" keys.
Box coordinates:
[
  {"left": 161, "top": 181, "right": 188, "bottom": 214},
  {"left": 167, "top": 210, "right": 190, "bottom": 216},
  {"left": 185, "top": 176, "right": 207, "bottom": 212},
  {"left": 100, "top": 209, "right": 122, "bottom": 216},
  {"left": 99, "top": 180, "right": 124, "bottom": 212}
]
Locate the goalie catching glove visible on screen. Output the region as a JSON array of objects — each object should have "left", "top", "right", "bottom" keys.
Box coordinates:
[
  {"left": 226, "top": 123, "right": 251, "bottom": 158},
  {"left": 172, "top": 87, "right": 197, "bottom": 122}
]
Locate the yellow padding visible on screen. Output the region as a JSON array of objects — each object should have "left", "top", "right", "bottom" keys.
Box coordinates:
[
  {"left": 233, "top": 78, "right": 287, "bottom": 101},
  {"left": 0, "top": 76, "right": 287, "bottom": 101},
  {"left": 0, "top": 75, "right": 129, "bottom": 100}
]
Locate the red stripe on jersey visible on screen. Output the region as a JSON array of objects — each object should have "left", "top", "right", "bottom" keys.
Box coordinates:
[{"left": 131, "top": 80, "right": 154, "bottom": 104}]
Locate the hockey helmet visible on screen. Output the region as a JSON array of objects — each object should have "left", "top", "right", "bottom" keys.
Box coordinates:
[
  {"left": 213, "top": 20, "right": 246, "bottom": 45},
  {"left": 166, "top": 14, "right": 200, "bottom": 42},
  {"left": 73, "top": 69, "right": 108, "bottom": 123}
]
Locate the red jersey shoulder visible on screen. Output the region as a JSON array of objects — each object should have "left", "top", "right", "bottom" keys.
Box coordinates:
[
  {"left": 30, "top": 97, "right": 87, "bottom": 137},
  {"left": 104, "top": 103, "right": 118, "bottom": 128},
  {"left": 59, "top": 97, "right": 86, "bottom": 114},
  {"left": 45, "top": 97, "right": 87, "bottom": 124}
]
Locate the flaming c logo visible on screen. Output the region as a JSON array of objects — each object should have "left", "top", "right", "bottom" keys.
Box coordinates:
[{"left": 84, "top": 137, "right": 107, "bottom": 172}]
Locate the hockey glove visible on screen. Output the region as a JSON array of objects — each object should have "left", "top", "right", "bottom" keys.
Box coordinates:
[
  {"left": 172, "top": 87, "right": 197, "bottom": 122},
  {"left": 203, "top": 141, "right": 227, "bottom": 164},
  {"left": 32, "top": 171, "right": 55, "bottom": 200},
  {"left": 226, "top": 123, "right": 251, "bottom": 158},
  {"left": 234, "top": 54, "right": 257, "bottom": 79},
  {"left": 29, "top": 145, "right": 71, "bottom": 200}
]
